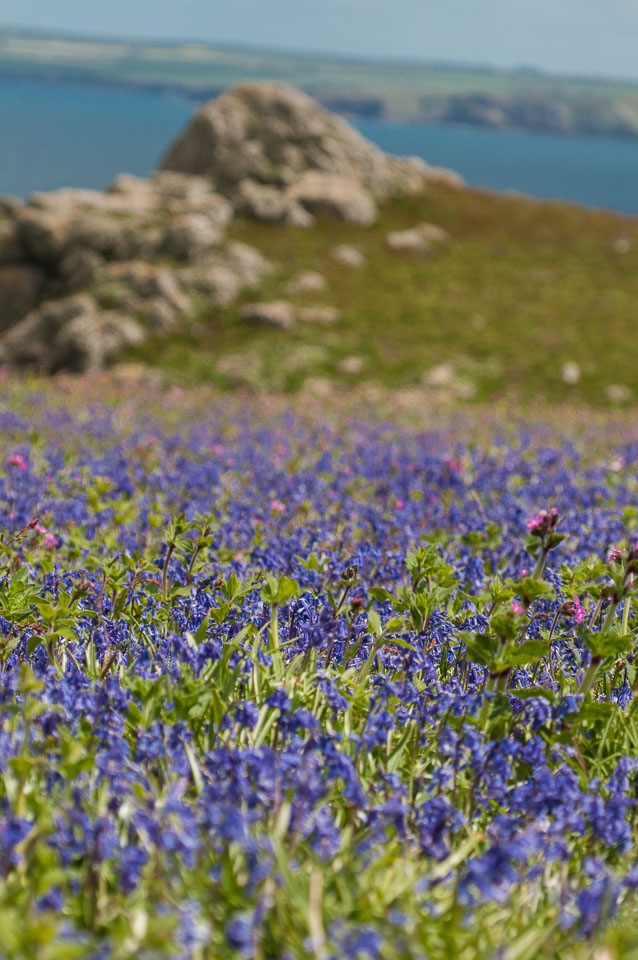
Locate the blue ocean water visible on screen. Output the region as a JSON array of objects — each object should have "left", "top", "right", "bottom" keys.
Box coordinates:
[{"left": 2, "top": 77, "right": 638, "bottom": 214}]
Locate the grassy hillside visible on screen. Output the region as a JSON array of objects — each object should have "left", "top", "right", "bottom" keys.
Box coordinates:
[
  {"left": 128, "top": 183, "right": 638, "bottom": 406},
  {"left": 3, "top": 28, "right": 638, "bottom": 134}
]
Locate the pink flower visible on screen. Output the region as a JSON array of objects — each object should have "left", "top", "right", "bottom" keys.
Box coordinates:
[
  {"left": 608, "top": 546, "right": 623, "bottom": 563},
  {"left": 42, "top": 533, "right": 58, "bottom": 549},
  {"left": 6, "top": 454, "right": 27, "bottom": 472},
  {"left": 443, "top": 455, "right": 464, "bottom": 473},
  {"left": 573, "top": 596, "right": 586, "bottom": 624},
  {"left": 526, "top": 507, "right": 559, "bottom": 535},
  {"left": 512, "top": 600, "right": 525, "bottom": 614},
  {"left": 396, "top": 499, "right": 405, "bottom": 511},
  {"left": 269, "top": 499, "right": 286, "bottom": 515},
  {"left": 35, "top": 524, "right": 48, "bottom": 534}
]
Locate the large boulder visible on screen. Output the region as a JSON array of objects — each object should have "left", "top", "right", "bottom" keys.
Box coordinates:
[{"left": 159, "top": 84, "right": 434, "bottom": 217}]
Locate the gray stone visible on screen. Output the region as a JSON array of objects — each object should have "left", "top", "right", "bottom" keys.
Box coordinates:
[
  {"left": 140, "top": 298, "right": 179, "bottom": 334},
  {"left": 234, "top": 180, "right": 291, "bottom": 223},
  {"left": 385, "top": 222, "right": 450, "bottom": 252},
  {"left": 285, "top": 270, "right": 328, "bottom": 296},
  {"left": 180, "top": 263, "right": 243, "bottom": 307},
  {"left": 0, "top": 294, "right": 144, "bottom": 372},
  {"left": 54, "top": 247, "right": 104, "bottom": 294},
  {"left": 16, "top": 208, "right": 73, "bottom": 263},
  {"left": 105, "top": 262, "right": 191, "bottom": 315},
  {"left": 239, "top": 300, "right": 296, "bottom": 330},
  {"left": 162, "top": 213, "right": 224, "bottom": 261},
  {"left": 0, "top": 220, "right": 24, "bottom": 263},
  {"left": 331, "top": 244, "right": 367, "bottom": 269},
  {"left": 287, "top": 172, "right": 377, "bottom": 226},
  {"left": 222, "top": 242, "right": 273, "bottom": 288},
  {"left": 0, "top": 263, "right": 45, "bottom": 331},
  {"left": 55, "top": 310, "right": 145, "bottom": 372},
  {"left": 160, "top": 83, "right": 432, "bottom": 203}
]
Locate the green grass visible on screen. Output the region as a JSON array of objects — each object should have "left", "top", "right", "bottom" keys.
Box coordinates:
[{"left": 129, "top": 183, "right": 638, "bottom": 405}]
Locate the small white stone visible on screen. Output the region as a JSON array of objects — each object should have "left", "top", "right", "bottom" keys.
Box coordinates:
[
  {"left": 338, "top": 355, "right": 364, "bottom": 375},
  {"left": 561, "top": 361, "right": 581, "bottom": 385},
  {"left": 606, "top": 383, "right": 632, "bottom": 403}
]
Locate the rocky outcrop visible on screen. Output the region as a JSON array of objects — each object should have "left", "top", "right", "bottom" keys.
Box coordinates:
[
  {"left": 0, "top": 173, "right": 270, "bottom": 370},
  {"left": 0, "top": 82, "right": 462, "bottom": 372},
  {"left": 0, "top": 294, "right": 144, "bottom": 372},
  {"left": 160, "top": 84, "right": 455, "bottom": 226}
]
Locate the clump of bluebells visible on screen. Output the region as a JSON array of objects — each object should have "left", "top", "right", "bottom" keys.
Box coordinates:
[{"left": 3, "top": 392, "right": 638, "bottom": 958}]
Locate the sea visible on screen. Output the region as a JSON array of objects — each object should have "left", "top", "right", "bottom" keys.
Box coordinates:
[{"left": 2, "top": 76, "right": 638, "bottom": 215}]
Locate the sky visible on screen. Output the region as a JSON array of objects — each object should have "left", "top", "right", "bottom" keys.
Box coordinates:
[{"left": 1, "top": 0, "right": 638, "bottom": 81}]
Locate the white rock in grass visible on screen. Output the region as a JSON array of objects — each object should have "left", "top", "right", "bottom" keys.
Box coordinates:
[
  {"left": 606, "top": 384, "right": 632, "bottom": 403},
  {"left": 561, "top": 361, "right": 581, "bottom": 385}
]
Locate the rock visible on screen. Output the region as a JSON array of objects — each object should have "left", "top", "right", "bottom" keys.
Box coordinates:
[
  {"left": 15, "top": 208, "right": 73, "bottom": 263},
  {"left": 0, "top": 294, "right": 144, "bottom": 372},
  {"left": 285, "top": 270, "right": 328, "bottom": 296},
  {"left": 423, "top": 362, "right": 456, "bottom": 388},
  {"left": 106, "top": 173, "right": 159, "bottom": 214},
  {"left": 287, "top": 172, "right": 377, "bottom": 226},
  {"left": 162, "top": 213, "right": 224, "bottom": 261},
  {"left": 239, "top": 300, "right": 296, "bottom": 330},
  {"left": 0, "top": 263, "right": 45, "bottom": 331},
  {"left": 181, "top": 263, "right": 243, "bottom": 307},
  {"left": 234, "top": 180, "right": 290, "bottom": 222},
  {"left": 0, "top": 220, "right": 24, "bottom": 263},
  {"left": 53, "top": 247, "right": 104, "bottom": 294},
  {"left": 160, "top": 83, "right": 436, "bottom": 205},
  {"left": 297, "top": 306, "right": 340, "bottom": 325},
  {"left": 561, "top": 361, "right": 581, "bottom": 385},
  {"left": 105, "top": 263, "right": 191, "bottom": 315},
  {"left": 67, "top": 215, "right": 126, "bottom": 257},
  {"left": 139, "top": 298, "right": 179, "bottom": 334},
  {"left": 385, "top": 222, "right": 450, "bottom": 253},
  {"left": 331, "top": 244, "right": 367, "bottom": 269},
  {"left": 0, "top": 197, "right": 24, "bottom": 218},
  {"left": 338, "top": 355, "right": 364, "bottom": 375},
  {"left": 222, "top": 242, "right": 273, "bottom": 287},
  {"left": 178, "top": 243, "right": 273, "bottom": 307},
  {"left": 606, "top": 384, "right": 632, "bottom": 403},
  {"left": 94, "top": 282, "right": 141, "bottom": 314},
  {"left": 55, "top": 310, "right": 145, "bottom": 372}
]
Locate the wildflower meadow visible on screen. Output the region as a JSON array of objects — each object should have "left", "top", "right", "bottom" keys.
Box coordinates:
[{"left": 2, "top": 385, "right": 638, "bottom": 959}]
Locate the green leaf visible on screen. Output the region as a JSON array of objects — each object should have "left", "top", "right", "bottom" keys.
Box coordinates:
[
  {"left": 502, "top": 640, "right": 549, "bottom": 667},
  {"left": 508, "top": 685, "right": 557, "bottom": 704}
]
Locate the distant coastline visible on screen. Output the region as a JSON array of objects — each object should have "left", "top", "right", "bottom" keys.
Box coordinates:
[{"left": 3, "top": 27, "right": 638, "bottom": 140}]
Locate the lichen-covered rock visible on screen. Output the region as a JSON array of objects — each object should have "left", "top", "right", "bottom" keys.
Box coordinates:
[
  {"left": 0, "top": 220, "right": 24, "bottom": 263},
  {"left": 0, "top": 263, "right": 45, "bottom": 331},
  {"left": 385, "top": 222, "right": 450, "bottom": 252},
  {"left": 161, "top": 213, "right": 224, "bottom": 261},
  {"left": 287, "top": 172, "right": 377, "bottom": 226},
  {"left": 331, "top": 244, "right": 367, "bottom": 268},
  {"left": 103, "top": 262, "right": 191, "bottom": 315},
  {"left": 222, "top": 242, "right": 273, "bottom": 288},
  {"left": 160, "top": 83, "right": 432, "bottom": 208},
  {"left": 0, "top": 294, "right": 144, "bottom": 372},
  {"left": 285, "top": 270, "right": 328, "bottom": 296},
  {"left": 15, "top": 208, "right": 73, "bottom": 264}
]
